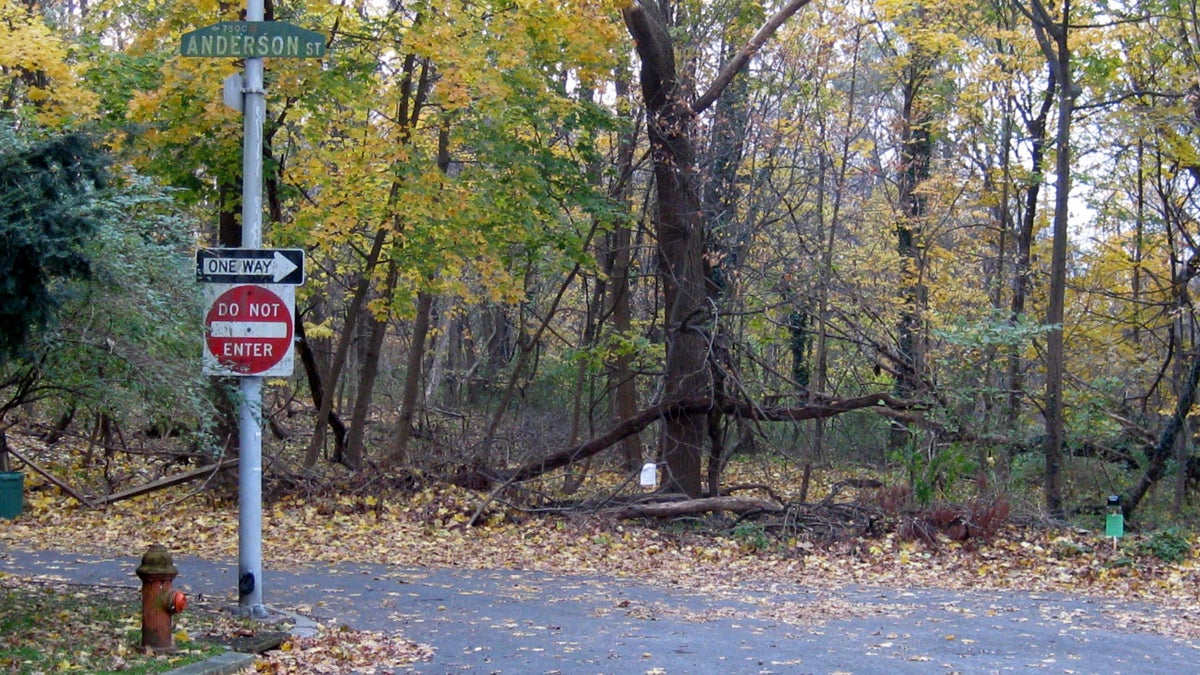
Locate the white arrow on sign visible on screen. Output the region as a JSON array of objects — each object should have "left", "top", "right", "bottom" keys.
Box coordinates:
[{"left": 202, "top": 250, "right": 299, "bottom": 283}]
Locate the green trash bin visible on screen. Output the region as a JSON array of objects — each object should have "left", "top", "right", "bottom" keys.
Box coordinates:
[{"left": 0, "top": 472, "right": 23, "bottom": 519}]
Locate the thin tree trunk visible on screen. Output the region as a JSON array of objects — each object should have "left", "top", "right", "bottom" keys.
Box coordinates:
[
  {"left": 1124, "top": 345, "right": 1200, "bottom": 519},
  {"left": 811, "top": 27, "right": 863, "bottom": 463},
  {"left": 607, "top": 74, "right": 642, "bottom": 474},
  {"left": 1036, "top": 0, "right": 1075, "bottom": 520},
  {"left": 392, "top": 291, "right": 434, "bottom": 465},
  {"left": 304, "top": 228, "right": 387, "bottom": 469},
  {"left": 393, "top": 125, "right": 451, "bottom": 465},
  {"left": 423, "top": 298, "right": 454, "bottom": 403},
  {"left": 296, "top": 317, "right": 347, "bottom": 464},
  {"left": 1005, "top": 70, "right": 1055, "bottom": 479},
  {"left": 345, "top": 258, "right": 398, "bottom": 470}
]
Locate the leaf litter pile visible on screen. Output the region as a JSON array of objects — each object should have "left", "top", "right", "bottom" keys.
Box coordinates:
[{"left": 3, "top": 434, "right": 1200, "bottom": 672}]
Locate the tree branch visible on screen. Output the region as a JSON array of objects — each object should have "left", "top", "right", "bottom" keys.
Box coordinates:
[
  {"left": 504, "top": 393, "right": 919, "bottom": 484},
  {"left": 692, "top": 0, "right": 815, "bottom": 114}
]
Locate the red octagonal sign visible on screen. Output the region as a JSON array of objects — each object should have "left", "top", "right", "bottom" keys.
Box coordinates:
[{"left": 205, "top": 285, "right": 294, "bottom": 375}]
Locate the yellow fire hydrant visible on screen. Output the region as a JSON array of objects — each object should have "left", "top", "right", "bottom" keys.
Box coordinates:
[{"left": 136, "top": 544, "right": 187, "bottom": 652}]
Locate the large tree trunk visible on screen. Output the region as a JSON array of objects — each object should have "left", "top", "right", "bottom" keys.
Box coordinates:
[
  {"left": 623, "top": 0, "right": 812, "bottom": 497},
  {"left": 625, "top": 5, "right": 710, "bottom": 497}
]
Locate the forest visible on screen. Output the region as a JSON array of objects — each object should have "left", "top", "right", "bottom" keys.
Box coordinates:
[{"left": 3, "top": 0, "right": 1200, "bottom": 535}]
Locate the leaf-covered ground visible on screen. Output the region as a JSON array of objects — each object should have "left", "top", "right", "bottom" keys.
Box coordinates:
[
  {"left": 4, "top": 481, "right": 1199, "bottom": 623},
  {"left": 0, "top": 574, "right": 240, "bottom": 673},
  {"left": 3, "top": 431, "right": 1200, "bottom": 671}
]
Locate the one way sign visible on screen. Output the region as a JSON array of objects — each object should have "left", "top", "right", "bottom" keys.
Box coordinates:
[{"left": 196, "top": 248, "right": 305, "bottom": 285}]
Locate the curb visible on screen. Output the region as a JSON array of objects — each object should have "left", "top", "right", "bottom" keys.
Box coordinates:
[
  {"left": 164, "top": 651, "right": 257, "bottom": 675},
  {"left": 166, "top": 606, "right": 318, "bottom": 675}
]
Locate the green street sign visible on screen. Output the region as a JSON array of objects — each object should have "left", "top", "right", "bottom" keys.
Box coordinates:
[{"left": 181, "top": 21, "right": 325, "bottom": 59}]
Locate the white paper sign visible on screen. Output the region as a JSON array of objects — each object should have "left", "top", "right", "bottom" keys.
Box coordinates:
[{"left": 639, "top": 462, "right": 658, "bottom": 488}]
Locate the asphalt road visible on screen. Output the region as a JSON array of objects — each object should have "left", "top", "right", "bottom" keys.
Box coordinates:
[{"left": 3, "top": 547, "right": 1197, "bottom": 674}]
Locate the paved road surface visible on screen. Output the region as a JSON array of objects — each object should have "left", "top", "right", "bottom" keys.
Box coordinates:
[{"left": 3, "top": 547, "right": 1197, "bottom": 674}]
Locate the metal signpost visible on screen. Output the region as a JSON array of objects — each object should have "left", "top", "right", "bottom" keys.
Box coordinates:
[{"left": 185, "top": 3, "right": 323, "bottom": 618}]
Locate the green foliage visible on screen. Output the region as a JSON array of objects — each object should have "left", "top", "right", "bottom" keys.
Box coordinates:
[
  {"left": 934, "top": 310, "right": 1056, "bottom": 350},
  {"left": 0, "top": 130, "right": 108, "bottom": 361},
  {"left": 30, "top": 171, "right": 213, "bottom": 432},
  {"left": 1064, "top": 376, "right": 1124, "bottom": 445},
  {"left": 1136, "top": 528, "right": 1192, "bottom": 564},
  {"left": 731, "top": 521, "right": 772, "bottom": 551},
  {"left": 890, "top": 440, "right": 976, "bottom": 506},
  {"left": 0, "top": 127, "right": 213, "bottom": 437}
]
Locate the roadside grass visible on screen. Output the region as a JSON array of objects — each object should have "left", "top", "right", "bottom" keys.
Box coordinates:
[{"left": 0, "top": 574, "right": 244, "bottom": 674}]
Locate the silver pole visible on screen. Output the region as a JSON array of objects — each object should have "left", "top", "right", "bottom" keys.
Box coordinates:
[{"left": 238, "top": 0, "right": 268, "bottom": 619}]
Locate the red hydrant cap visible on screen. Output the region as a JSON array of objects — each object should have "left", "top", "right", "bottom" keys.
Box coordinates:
[{"left": 170, "top": 590, "right": 187, "bottom": 614}]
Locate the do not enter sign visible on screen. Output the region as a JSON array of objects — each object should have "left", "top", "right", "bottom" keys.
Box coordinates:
[{"left": 204, "top": 284, "right": 295, "bottom": 376}]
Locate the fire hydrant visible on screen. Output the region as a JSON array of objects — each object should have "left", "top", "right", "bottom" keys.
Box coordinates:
[{"left": 136, "top": 544, "right": 187, "bottom": 652}]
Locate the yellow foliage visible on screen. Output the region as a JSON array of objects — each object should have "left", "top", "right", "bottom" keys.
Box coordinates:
[{"left": 0, "top": 1, "right": 99, "bottom": 125}]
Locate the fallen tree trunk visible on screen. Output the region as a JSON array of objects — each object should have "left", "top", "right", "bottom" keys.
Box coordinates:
[
  {"left": 6, "top": 445, "right": 97, "bottom": 508},
  {"left": 97, "top": 458, "right": 239, "bottom": 506},
  {"left": 606, "top": 496, "right": 783, "bottom": 519},
  {"left": 504, "top": 392, "right": 917, "bottom": 485}
]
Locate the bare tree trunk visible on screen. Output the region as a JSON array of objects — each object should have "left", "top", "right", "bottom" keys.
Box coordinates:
[
  {"left": 306, "top": 42, "right": 432, "bottom": 470},
  {"left": 562, "top": 295, "right": 596, "bottom": 493},
  {"left": 623, "top": 0, "right": 812, "bottom": 497},
  {"left": 479, "top": 258, "right": 588, "bottom": 462},
  {"left": 1125, "top": 344, "right": 1200, "bottom": 519},
  {"left": 892, "top": 37, "right": 933, "bottom": 451},
  {"left": 392, "top": 126, "right": 451, "bottom": 465},
  {"left": 345, "top": 259, "right": 398, "bottom": 470},
  {"left": 42, "top": 404, "right": 75, "bottom": 445},
  {"left": 392, "top": 291, "right": 434, "bottom": 466},
  {"left": 304, "top": 228, "right": 387, "bottom": 469},
  {"left": 1004, "top": 67, "right": 1054, "bottom": 479},
  {"left": 607, "top": 74, "right": 643, "bottom": 474},
  {"left": 296, "top": 316, "right": 347, "bottom": 464},
  {"left": 623, "top": 4, "right": 718, "bottom": 497},
  {"left": 1028, "top": 0, "right": 1076, "bottom": 520},
  {"left": 423, "top": 298, "right": 455, "bottom": 403},
  {"left": 810, "top": 28, "right": 865, "bottom": 462}
]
